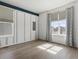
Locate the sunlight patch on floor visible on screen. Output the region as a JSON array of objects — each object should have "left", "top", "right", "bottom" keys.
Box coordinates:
[
  {"left": 47, "top": 46, "right": 63, "bottom": 54},
  {"left": 37, "top": 43, "right": 53, "bottom": 50},
  {"left": 37, "top": 43, "right": 63, "bottom": 54}
]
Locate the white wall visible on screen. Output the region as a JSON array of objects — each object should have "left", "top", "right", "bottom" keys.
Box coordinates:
[
  {"left": 38, "top": 13, "right": 47, "bottom": 40},
  {"left": 38, "top": 1, "right": 78, "bottom": 47},
  {"left": 73, "top": 1, "right": 78, "bottom": 47}
]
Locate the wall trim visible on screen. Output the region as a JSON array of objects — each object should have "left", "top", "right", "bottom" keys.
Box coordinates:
[{"left": 0, "top": 1, "right": 39, "bottom": 16}]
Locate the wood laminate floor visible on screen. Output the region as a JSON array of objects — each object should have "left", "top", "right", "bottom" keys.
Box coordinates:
[{"left": 0, "top": 40, "right": 78, "bottom": 59}]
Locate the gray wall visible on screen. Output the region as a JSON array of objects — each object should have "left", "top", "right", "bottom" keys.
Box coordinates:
[{"left": 38, "top": 2, "right": 78, "bottom": 47}]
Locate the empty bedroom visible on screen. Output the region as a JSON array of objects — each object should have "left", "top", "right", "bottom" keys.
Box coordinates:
[{"left": 0, "top": 0, "right": 78, "bottom": 59}]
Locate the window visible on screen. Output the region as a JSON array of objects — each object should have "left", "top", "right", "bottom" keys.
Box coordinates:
[
  {"left": 51, "top": 21, "right": 59, "bottom": 34},
  {"left": 49, "top": 10, "right": 67, "bottom": 36},
  {"left": 59, "top": 19, "right": 66, "bottom": 34},
  {"left": 50, "top": 19, "right": 67, "bottom": 35}
]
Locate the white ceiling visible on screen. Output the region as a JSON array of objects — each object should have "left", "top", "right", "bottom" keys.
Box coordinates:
[{"left": 0, "top": 0, "right": 75, "bottom": 13}]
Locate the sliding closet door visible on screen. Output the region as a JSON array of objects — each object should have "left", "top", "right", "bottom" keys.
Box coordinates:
[
  {"left": 30, "top": 15, "right": 36, "bottom": 41},
  {"left": 25, "top": 13, "right": 31, "bottom": 42},
  {"left": 13, "top": 10, "right": 17, "bottom": 44},
  {"left": 16, "top": 10, "right": 25, "bottom": 44},
  {"left": 35, "top": 16, "right": 38, "bottom": 40}
]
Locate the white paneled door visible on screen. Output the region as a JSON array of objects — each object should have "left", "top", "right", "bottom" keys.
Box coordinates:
[
  {"left": 35, "top": 16, "right": 38, "bottom": 40},
  {"left": 30, "top": 15, "right": 36, "bottom": 41},
  {"left": 16, "top": 10, "right": 38, "bottom": 44},
  {"left": 16, "top": 10, "right": 25, "bottom": 44},
  {"left": 25, "top": 13, "right": 31, "bottom": 42},
  {"left": 25, "top": 14, "right": 38, "bottom": 42}
]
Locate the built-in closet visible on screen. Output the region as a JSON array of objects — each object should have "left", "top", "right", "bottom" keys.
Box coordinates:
[{"left": 0, "top": 5, "right": 38, "bottom": 48}]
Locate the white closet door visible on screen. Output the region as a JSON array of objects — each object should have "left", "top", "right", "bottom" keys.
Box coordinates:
[
  {"left": 35, "top": 16, "right": 38, "bottom": 40},
  {"left": 16, "top": 10, "right": 25, "bottom": 44},
  {"left": 25, "top": 13, "right": 31, "bottom": 42},
  {"left": 30, "top": 15, "right": 36, "bottom": 41},
  {"left": 13, "top": 10, "right": 17, "bottom": 44}
]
